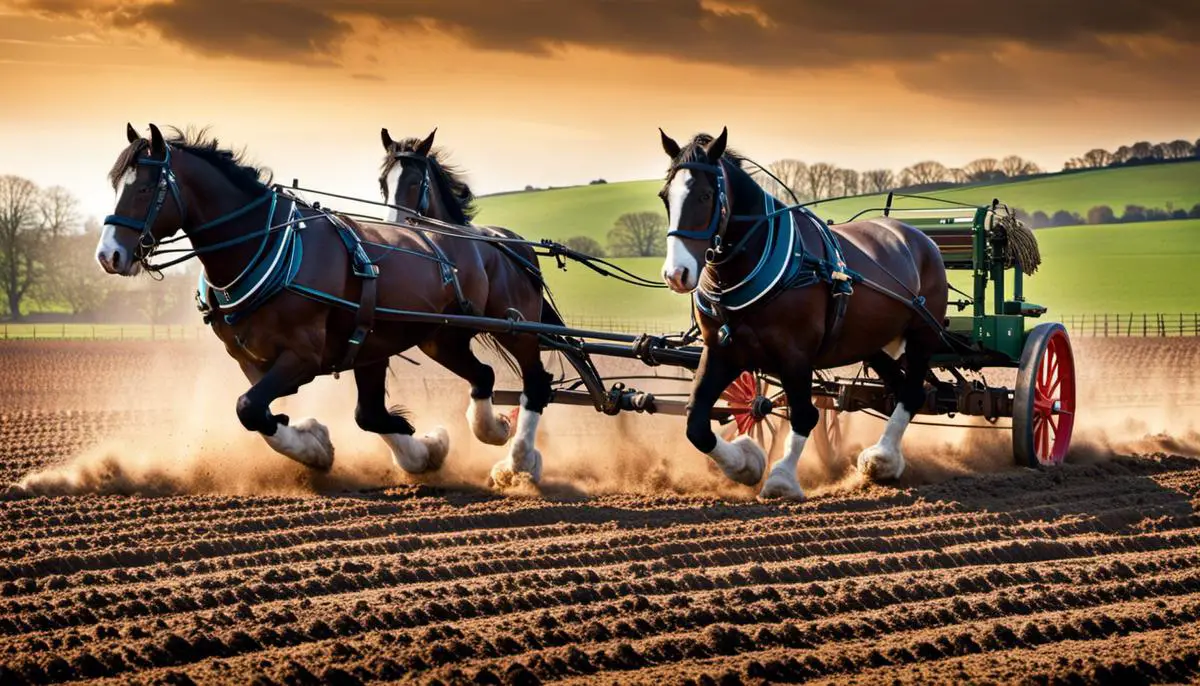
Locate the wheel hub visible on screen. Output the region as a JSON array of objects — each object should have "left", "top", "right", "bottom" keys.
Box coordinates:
[{"left": 750, "top": 395, "right": 773, "bottom": 421}]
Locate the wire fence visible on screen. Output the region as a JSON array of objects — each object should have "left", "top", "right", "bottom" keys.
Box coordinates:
[
  {"left": 0, "top": 324, "right": 208, "bottom": 341},
  {"left": 1, "top": 313, "right": 1199, "bottom": 341},
  {"left": 1057, "top": 313, "right": 1200, "bottom": 338}
]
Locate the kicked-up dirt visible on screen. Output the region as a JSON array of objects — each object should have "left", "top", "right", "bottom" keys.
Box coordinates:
[{"left": 1, "top": 337, "right": 1199, "bottom": 684}]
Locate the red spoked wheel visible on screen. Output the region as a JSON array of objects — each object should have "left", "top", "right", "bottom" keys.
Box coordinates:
[
  {"left": 716, "top": 372, "right": 789, "bottom": 457},
  {"left": 1013, "top": 323, "right": 1076, "bottom": 467}
]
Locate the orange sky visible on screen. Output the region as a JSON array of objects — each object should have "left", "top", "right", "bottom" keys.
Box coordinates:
[{"left": 1, "top": 0, "right": 1197, "bottom": 221}]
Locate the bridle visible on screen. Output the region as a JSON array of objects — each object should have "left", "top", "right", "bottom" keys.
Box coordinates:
[
  {"left": 103, "top": 144, "right": 189, "bottom": 261},
  {"left": 103, "top": 142, "right": 275, "bottom": 274},
  {"left": 389, "top": 152, "right": 432, "bottom": 216},
  {"left": 666, "top": 158, "right": 731, "bottom": 261}
]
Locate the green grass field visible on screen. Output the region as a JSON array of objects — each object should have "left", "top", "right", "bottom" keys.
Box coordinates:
[
  {"left": 536, "top": 219, "right": 1200, "bottom": 327},
  {"left": 476, "top": 161, "right": 1200, "bottom": 243},
  {"left": 477, "top": 162, "right": 1200, "bottom": 325}
]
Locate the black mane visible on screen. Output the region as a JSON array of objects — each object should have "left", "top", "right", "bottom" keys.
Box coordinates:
[
  {"left": 381, "top": 138, "right": 478, "bottom": 223},
  {"left": 109, "top": 126, "right": 273, "bottom": 195},
  {"left": 666, "top": 133, "right": 746, "bottom": 178}
]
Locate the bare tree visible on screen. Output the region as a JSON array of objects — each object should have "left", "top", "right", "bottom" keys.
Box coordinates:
[
  {"left": 1112, "top": 145, "right": 1133, "bottom": 164},
  {"left": 901, "top": 161, "right": 949, "bottom": 186},
  {"left": 758, "top": 159, "right": 808, "bottom": 202},
  {"left": 0, "top": 176, "right": 44, "bottom": 319},
  {"left": 837, "top": 168, "right": 860, "bottom": 197},
  {"left": 948, "top": 167, "right": 970, "bottom": 184},
  {"left": 40, "top": 186, "right": 79, "bottom": 234},
  {"left": 1164, "top": 139, "right": 1195, "bottom": 159},
  {"left": 804, "top": 163, "right": 839, "bottom": 200},
  {"left": 41, "top": 217, "right": 113, "bottom": 316},
  {"left": 861, "top": 169, "right": 895, "bottom": 194},
  {"left": 1000, "top": 155, "right": 1041, "bottom": 177},
  {"left": 1130, "top": 141, "right": 1154, "bottom": 160},
  {"left": 607, "top": 212, "right": 667, "bottom": 257},
  {"left": 1080, "top": 149, "right": 1113, "bottom": 168},
  {"left": 964, "top": 158, "right": 1002, "bottom": 182}
]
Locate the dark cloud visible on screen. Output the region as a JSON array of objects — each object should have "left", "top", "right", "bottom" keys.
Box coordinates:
[{"left": 15, "top": 0, "right": 1200, "bottom": 75}]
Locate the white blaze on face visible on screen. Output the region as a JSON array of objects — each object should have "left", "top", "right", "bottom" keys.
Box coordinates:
[
  {"left": 96, "top": 169, "right": 137, "bottom": 274},
  {"left": 662, "top": 169, "right": 700, "bottom": 291},
  {"left": 384, "top": 164, "right": 403, "bottom": 223}
]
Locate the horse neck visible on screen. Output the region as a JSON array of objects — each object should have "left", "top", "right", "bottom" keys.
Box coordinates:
[
  {"left": 424, "top": 181, "right": 458, "bottom": 224},
  {"left": 177, "top": 158, "right": 272, "bottom": 287},
  {"left": 706, "top": 166, "right": 771, "bottom": 286},
  {"left": 426, "top": 163, "right": 470, "bottom": 225}
]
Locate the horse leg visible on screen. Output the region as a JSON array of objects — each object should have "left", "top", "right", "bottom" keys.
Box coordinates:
[
  {"left": 857, "top": 348, "right": 929, "bottom": 481},
  {"left": 353, "top": 359, "right": 448, "bottom": 474},
  {"left": 758, "top": 364, "right": 819, "bottom": 501},
  {"left": 687, "top": 348, "right": 766, "bottom": 487},
  {"left": 420, "top": 330, "right": 511, "bottom": 446},
  {"left": 235, "top": 352, "right": 333, "bottom": 470},
  {"left": 487, "top": 334, "right": 551, "bottom": 488}
]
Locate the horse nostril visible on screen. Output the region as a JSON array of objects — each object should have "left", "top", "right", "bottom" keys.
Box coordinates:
[
  {"left": 111, "top": 251, "right": 122, "bottom": 271},
  {"left": 679, "top": 267, "right": 689, "bottom": 285}
]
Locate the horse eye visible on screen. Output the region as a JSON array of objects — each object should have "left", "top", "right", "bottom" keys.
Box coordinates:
[{"left": 700, "top": 192, "right": 713, "bottom": 202}]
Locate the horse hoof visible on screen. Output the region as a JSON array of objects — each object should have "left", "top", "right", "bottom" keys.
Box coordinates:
[
  {"left": 711, "top": 436, "right": 766, "bottom": 487},
  {"left": 758, "top": 468, "right": 804, "bottom": 501},
  {"left": 489, "top": 448, "right": 543, "bottom": 490},
  {"left": 856, "top": 444, "right": 905, "bottom": 482},
  {"left": 266, "top": 417, "right": 335, "bottom": 470},
  {"left": 384, "top": 427, "right": 450, "bottom": 474},
  {"left": 467, "top": 398, "right": 511, "bottom": 446},
  {"left": 422, "top": 426, "right": 450, "bottom": 472}
]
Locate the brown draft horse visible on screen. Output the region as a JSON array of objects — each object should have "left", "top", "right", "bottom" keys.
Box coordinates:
[
  {"left": 96, "top": 124, "right": 558, "bottom": 487},
  {"left": 658, "top": 128, "right": 949, "bottom": 500},
  {"left": 375, "top": 126, "right": 564, "bottom": 485}
]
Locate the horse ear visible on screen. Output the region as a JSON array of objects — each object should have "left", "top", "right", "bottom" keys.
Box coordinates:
[
  {"left": 706, "top": 126, "right": 728, "bottom": 162},
  {"left": 126, "top": 122, "right": 139, "bottom": 143},
  {"left": 148, "top": 123, "right": 166, "bottom": 157},
  {"left": 416, "top": 128, "right": 437, "bottom": 156},
  {"left": 659, "top": 128, "right": 681, "bottom": 158},
  {"left": 381, "top": 127, "right": 393, "bottom": 151}
]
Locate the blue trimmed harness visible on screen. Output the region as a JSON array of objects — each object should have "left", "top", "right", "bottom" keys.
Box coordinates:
[
  {"left": 196, "top": 197, "right": 306, "bottom": 325},
  {"left": 672, "top": 159, "right": 857, "bottom": 345}
]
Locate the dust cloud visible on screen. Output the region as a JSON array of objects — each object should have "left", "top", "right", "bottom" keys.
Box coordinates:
[{"left": 11, "top": 337, "right": 1199, "bottom": 499}]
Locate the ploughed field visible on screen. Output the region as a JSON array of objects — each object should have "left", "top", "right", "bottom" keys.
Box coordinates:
[{"left": 2, "top": 339, "right": 1200, "bottom": 685}]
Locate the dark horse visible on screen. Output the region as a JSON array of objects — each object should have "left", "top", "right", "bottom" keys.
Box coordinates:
[
  {"left": 658, "top": 128, "right": 949, "bottom": 500},
  {"left": 376, "top": 127, "right": 565, "bottom": 486},
  {"left": 96, "top": 124, "right": 559, "bottom": 486}
]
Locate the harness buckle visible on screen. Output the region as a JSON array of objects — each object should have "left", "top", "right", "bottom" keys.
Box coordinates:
[{"left": 717, "top": 324, "right": 733, "bottom": 347}]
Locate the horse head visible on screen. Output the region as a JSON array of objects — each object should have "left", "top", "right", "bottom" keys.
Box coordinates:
[
  {"left": 657, "top": 127, "right": 736, "bottom": 293},
  {"left": 97, "top": 123, "right": 188, "bottom": 276}
]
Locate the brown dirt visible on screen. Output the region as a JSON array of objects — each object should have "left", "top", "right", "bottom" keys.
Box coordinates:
[{"left": 1, "top": 337, "right": 1200, "bottom": 684}]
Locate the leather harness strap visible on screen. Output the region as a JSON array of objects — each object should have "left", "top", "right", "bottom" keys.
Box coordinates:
[{"left": 338, "top": 274, "right": 377, "bottom": 372}]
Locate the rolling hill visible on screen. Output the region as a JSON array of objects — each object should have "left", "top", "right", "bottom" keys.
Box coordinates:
[
  {"left": 472, "top": 162, "right": 1200, "bottom": 326},
  {"left": 475, "top": 161, "right": 1200, "bottom": 244}
]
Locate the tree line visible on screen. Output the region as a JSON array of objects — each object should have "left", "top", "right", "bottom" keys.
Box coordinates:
[
  {"left": 1015, "top": 203, "right": 1200, "bottom": 229},
  {"left": 1062, "top": 138, "right": 1199, "bottom": 171},
  {"left": 0, "top": 174, "right": 198, "bottom": 323},
  {"left": 750, "top": 135, "right": 1197, "bottom": 201}
]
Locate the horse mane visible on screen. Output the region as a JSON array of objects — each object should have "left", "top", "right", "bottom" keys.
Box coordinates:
[
  {"left": 108, "top": 126, "right": 273, "bottom": 195},
  {"left": 666, "top": 133, "right": 746, "bottom": 177},
  {"left": 381, "top": 138, "right": 478, "bottom": 223}
]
